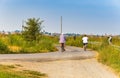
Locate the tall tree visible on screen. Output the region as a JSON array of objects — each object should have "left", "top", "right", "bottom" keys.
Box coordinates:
[{"left": 22, "top": 18, "right": 44, "bottom": 41}]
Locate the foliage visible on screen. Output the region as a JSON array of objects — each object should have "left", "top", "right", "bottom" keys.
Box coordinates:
[
  {"left": 112, "top": 36, "right": 120, "bottom": 46},
  {"left": 0, "top": 34, "right": 58, "bottom": 54},
  {"left": 22, "top": 18, "right": 44, "bottom": 41},
  {"left": 0, "top": 65, "right": 47, "bottom": 78},
  {"left": 20, "top": 35, "right": 58, "bottom": 53},
  {"left": 0, "top": 40, "right": 9, "bottom": 53},
  {"left": 8, "top": 34, "right": 24, "bottom": 46},
  {"left": 98, "top": 45, "right": 120, "bottom": 75},
  {"left": 66, "top": 36, "right": 83, "bottom": 47}
]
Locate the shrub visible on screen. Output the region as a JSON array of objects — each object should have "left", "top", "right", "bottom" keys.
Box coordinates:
[
  {"left": 20, "top": 38, "right": 57, "bottom": 53},
  {"left": 0, "top": 40, "right": 9, "bottom": 54},
  {"left": 8, "top": 34, "right": 24, "bottom": 46},
  {"left": 66, "top": 36, "right": 82, "bottom": 47}
]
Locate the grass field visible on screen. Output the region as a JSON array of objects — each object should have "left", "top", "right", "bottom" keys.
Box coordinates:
[{"left": 0, "top": 34, "right": 58, "bottom": 54}]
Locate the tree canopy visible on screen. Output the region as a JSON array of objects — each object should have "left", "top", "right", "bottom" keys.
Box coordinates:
[{"left": 22, "top": 18, "right": 44, "bottom": 41}]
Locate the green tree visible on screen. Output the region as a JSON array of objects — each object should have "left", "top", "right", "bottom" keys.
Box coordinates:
[{"left": 22, "top": 18, "right": 44, "bottom": 41}]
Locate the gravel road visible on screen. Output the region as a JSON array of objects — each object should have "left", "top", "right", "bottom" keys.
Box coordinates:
[{"left": 0, "top": 46, "right": 118, "bottom": 78}]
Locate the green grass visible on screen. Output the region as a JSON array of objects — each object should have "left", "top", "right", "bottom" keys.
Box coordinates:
[
  {"left": 0, "top": 34, "right": 58, "bottom": 54},
  {"left": 23, "top": 70, "right": 47, "bottom": 78},
  {"left": 0, "top": 64, "right": 47, "bottom": 78},
  {"left": 98, "top": 45, "right": 120, "bottom": 75},
  {"left": 66, "top": 36, "right": 83, "bottom": 47}
]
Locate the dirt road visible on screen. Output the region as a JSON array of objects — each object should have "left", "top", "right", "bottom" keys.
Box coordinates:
[{"left": 0, "top": 46, "right": 118, "bottom": 78}]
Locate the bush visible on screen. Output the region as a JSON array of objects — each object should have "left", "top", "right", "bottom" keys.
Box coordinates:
[
  {"left": 8, "top": 34, "right": 24, "bottom": 46},
  {"left": 66, "top": 36, "right": 82, "bottom": 47},
  {"left": 0, "top": 40, "right": 9, "bottom": 54},
  {"left": 20, "top": 38, "right": 58, "bottom": 53}
]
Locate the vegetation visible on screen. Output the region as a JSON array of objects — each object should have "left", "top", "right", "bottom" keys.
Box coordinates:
[
  {"left": 0, "top": 34, "right": 58, "bottom": 54},
  {"left": 0, "top": 64, "right": 47, "bottom": 78},
  {"left": 0, "top": 40, "right": 9, "bottom": 53},
  {"left": 22, "top": 18, "right": 44, "bottom": 41},
  {"left": 0, "top": 18, "right": 58, "bottom": 54}
]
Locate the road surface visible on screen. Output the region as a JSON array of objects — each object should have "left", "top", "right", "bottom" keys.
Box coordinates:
[{"left": 0, "top": 46, "right": 118, "bottom": 78}]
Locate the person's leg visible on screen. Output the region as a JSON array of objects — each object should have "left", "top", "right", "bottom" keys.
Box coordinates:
[
  {"left": 83, "top": 43, "right": 87, "bottom": 51},
  {"left": 63, "top": 43, "right": 65, "bottom": 51},
  {"left": 84, "top": 44, "right": 86, "bottom": 51},
  {"left": 61, "top": 43, "right": 64, "bottom": 52},
  {"left": 84, "top": 43, "right": 88, "bottom": 51},
  {"left": 83, "top": 43, "right": 85, "bottom": 51}
]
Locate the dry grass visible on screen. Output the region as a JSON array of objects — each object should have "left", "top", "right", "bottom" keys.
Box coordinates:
[{"left": 8, "top": 46, "right": 21, "bottom": 52}]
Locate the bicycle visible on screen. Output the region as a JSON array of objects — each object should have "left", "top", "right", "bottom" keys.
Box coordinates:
[{"left": 83, "top": 43, "right": 87, "bottom": 51}]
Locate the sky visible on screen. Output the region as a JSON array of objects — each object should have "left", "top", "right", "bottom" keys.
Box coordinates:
[{"left": 0, "top": 0, "right": 120, "bottom": 35}]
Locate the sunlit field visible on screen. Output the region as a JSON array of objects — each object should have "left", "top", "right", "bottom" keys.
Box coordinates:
[{"left": 0, "top": 34, "right": 58, "bottom": 54}]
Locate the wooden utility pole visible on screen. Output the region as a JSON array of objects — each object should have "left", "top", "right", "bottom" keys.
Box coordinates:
[{"left": 61, "top": 16, "right": 62, "bottom": 34}]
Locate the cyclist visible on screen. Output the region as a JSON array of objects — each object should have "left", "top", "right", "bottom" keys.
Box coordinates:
[
  {"left": 59, "top": 33, "right": 66, "bottom": 52},
  {"left": 82, "top": 34, "right": 88, "bottom": 51}
]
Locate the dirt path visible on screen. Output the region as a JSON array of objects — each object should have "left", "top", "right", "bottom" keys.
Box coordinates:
[{"left": 0, "top": 46, "right": 118, "bottom": 78}]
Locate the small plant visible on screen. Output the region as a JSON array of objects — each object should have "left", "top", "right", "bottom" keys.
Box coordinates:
[
  {"left": 7, "top": 65, "right": 16, "bottom": 68},
  {"left": 23, "top": 70, "right": 47, "bottom": 77}
]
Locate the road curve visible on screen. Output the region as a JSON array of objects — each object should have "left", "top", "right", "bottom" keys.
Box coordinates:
[
  {"left": 0, "top": 46, "right": 96, "bottom": 61},
  {"left": 0, "top": 46, "right": 118, "bottom": 78}
]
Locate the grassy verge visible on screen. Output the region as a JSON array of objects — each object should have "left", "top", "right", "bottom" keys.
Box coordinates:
[
  {"left": 0, "top": 64, "right": 47, "bottom": 78},
  {"left": 0, "top": 34, "right": 58, "bottom": 54}
]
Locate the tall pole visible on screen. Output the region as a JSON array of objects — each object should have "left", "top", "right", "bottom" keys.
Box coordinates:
[
  {"left": 22, "top": 20, "right": 24, "bottom": 32},
  {"left": 61, "top": 16, "right": 62, "bottom": 34}
]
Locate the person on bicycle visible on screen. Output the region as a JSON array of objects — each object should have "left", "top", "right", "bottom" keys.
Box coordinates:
[
  {"left": 59, "top": 33, "right": 66, "bottom": 52},
  {"left": 108, "top": 35, "right": 112, "bottom": 45},
  {"left": 82, "top": 34, "right": 88, "bottom": 51}
]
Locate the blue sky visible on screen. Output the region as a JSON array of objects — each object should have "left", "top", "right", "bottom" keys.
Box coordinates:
[{"left": 0, "top": 0, "right": 120, "bottom": 35}]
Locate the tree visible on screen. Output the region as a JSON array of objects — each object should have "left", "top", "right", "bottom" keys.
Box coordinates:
[{"left": 22, "top": 18, "right": 44, "bottom": 41}]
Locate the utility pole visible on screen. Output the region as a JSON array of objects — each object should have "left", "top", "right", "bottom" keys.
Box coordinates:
[
  {"left": 22, "top": 20, "right": 24, "bottom": 32},
  {"left": 61, "top": 16, "right": 62, "bottom": 34}
]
